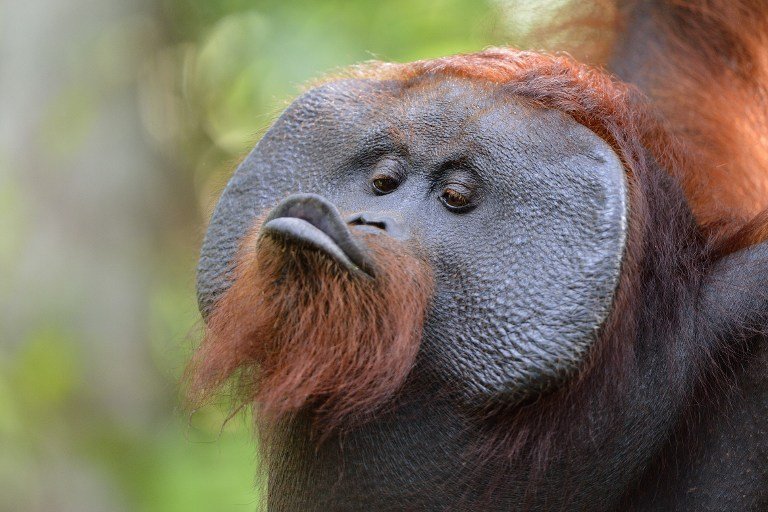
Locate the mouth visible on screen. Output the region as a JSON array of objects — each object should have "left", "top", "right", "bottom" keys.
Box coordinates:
[{"left": 261, "top": 193, "right": 376, "bottom": 277}]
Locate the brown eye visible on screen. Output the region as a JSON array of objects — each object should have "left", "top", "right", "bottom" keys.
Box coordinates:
[
  {"left": 372, "top": 174, "right": 400, "bottom": 195},
  {"left": 440, "top": 187, "right": 472, "bottom": 211}
]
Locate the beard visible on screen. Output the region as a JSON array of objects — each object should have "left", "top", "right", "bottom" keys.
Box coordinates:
[{"left": 187, "top": 217, "right": 433, "bottom": 435}]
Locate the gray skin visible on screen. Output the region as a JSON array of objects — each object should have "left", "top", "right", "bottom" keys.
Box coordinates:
[{"left": 197, "top": 77, "right": 768, "bottom": 510}]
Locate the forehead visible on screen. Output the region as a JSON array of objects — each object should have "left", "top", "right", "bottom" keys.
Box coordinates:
[{"left": 287, "top": 77, "right": 618, "bottom": 174}]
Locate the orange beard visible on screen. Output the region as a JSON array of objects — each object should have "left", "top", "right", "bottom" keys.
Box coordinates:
[{"left": 187, "top": 218, "right": 433, "bottom": 433}]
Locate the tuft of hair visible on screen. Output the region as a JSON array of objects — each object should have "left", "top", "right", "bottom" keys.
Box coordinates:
[
  {"left": 609, "top": 1, "right": 768, "bottom": 244},
  {"left": 185, "top": 217, "right": 434, "bottom": 436}
]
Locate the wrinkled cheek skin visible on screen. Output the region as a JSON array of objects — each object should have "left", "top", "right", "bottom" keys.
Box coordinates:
[{"left": 187, "top": 215, "right": 434, "bottom": 435}]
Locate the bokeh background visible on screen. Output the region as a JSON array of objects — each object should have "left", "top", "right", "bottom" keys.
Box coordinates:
[{"left": 0, "top": 1, "right": 607, "bottom": 510}]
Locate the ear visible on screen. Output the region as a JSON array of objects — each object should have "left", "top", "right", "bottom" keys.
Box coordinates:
[{"left": 700, "top": 240, "right": 768, "bottom": 342}]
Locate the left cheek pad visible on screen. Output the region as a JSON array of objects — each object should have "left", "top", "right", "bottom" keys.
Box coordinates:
[{"left": 416, "top": 151, "right": 628, "bottom": 408}]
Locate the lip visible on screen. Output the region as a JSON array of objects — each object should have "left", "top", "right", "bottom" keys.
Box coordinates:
[{"left": 261, "top": 194, "right": 376, "bottom": 277}]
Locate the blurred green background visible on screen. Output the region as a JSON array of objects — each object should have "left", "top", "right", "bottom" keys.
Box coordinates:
[{"left": 0, "top": 1, "right": 590, "bottom": 510}]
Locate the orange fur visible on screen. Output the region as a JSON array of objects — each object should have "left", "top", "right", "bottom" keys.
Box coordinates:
[
  {"left": 531, "top": 0, "right": 768, "bottom": 241},
  {"left": 187, "top": 219, "right": 433, "bottom": 434},
  {"left": 616, "top": 1, "right": 768, "bottom": 238}
]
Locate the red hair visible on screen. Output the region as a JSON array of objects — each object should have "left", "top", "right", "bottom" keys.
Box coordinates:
[{"left": 187, "top": 219, "right": 433, "bottom": 435}]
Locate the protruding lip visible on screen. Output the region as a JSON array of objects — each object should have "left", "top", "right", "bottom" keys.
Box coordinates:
[{"left": 261, "top": 193, "right": 376, "bottom": 277}]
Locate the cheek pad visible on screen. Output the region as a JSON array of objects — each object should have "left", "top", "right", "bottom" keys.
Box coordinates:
[{"left": 420, "top": 140, "right": 628, "bottom": 407}]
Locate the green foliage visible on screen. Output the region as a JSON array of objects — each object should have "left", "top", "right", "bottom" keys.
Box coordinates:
[{"left": 85, "top": 417, "right": 258, "bottom": 512}]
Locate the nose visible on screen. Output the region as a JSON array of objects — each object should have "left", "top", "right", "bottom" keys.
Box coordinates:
[
  {"left": 262, "top": 193, "right": 376, "bottom": 277},
  {"left": 346, "top": 212, "right": 406, "bottom": 240}
]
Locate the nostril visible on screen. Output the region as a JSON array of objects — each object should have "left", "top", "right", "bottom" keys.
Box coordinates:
[
  {"left": 349, "top": 213, "right": 387, "bottom": 230},
  {"left": 346, "top": 213, "right": 405, "bottom": 239}
]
